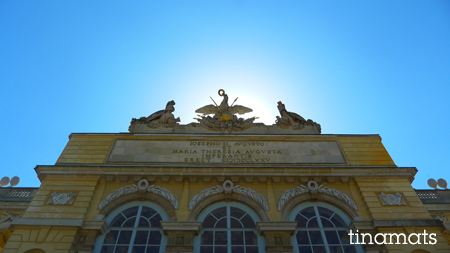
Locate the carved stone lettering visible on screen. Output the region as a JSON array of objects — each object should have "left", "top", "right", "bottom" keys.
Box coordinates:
[{"left": 107, "top": 140, "right": 346, "bottom": 164}]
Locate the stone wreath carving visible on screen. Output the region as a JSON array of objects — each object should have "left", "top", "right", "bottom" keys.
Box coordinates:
[
  {"left": 0, "top": 211, "right": 22, "bottom": 223},
  {"left": 278, "top": 181, "right": 358, "bottom": 211},
  {"left": 47, "top": 192, "right": 76, "bottom": 205},
  {"left": 189, "top": 180, "right": 269, "bottom": 211},
  {"left": 98, "top": 179, "right": 179, "bottom": 210},
  {"left": 378, "top": 192, "right": 406, "bottom": 206}
]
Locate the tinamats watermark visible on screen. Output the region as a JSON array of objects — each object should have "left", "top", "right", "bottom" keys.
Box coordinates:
[{"left": 348, "top": 230, "right": 437, "bottom": 245}]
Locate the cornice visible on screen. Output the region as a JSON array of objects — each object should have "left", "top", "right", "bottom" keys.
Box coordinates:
[{"left": 34, "top": 165, "right": 417, "bottom": 183}]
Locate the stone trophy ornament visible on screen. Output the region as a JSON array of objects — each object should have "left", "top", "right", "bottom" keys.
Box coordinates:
[
  {"left": 275, "top": 101, "right": 321, "bottom": 133},
  {"left": 378, "top": 192, "right": 406, "bottom": 206},
  {"left": 129, "top": 100, "right": 180, "bottom": 131},
  {"left": 47, "top": 192, "right": 77, "bottom": 205},
  {"left": 194, "top": 89, "right": 257, "bottom": 133}
]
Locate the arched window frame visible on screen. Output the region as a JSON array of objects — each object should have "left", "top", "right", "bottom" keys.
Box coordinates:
[
  {"left": 93, "top": 201, "right": 169, "bottom": 253},
  {"left": 289, "top": 202, "right": 365, "bottom": 253},
  {"left": 193, "top": 201, "right": 266, "bottom": 253}
]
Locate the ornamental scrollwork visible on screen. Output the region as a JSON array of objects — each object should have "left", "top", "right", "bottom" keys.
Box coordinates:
[
  {"left": 278, "top": 181, "right": 358, "bottom": 211},
  {"left": 378, "top": 192, "right": 406, "bottom": 206},
  {"left": 47, "top": 192, "right": 76, "bottom": 205},
  {"left": 98, "top": 179, "right": 179, "bottom": 210},
  {"left": 189, "top": 180, "right": 269, "bottom": 211}
]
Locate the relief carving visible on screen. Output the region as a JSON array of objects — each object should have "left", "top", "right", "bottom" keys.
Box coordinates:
[
  {"left": 129, "top": 100, "right": 180, "bottom": 131},
  {"left": 47, "top": 192, "right": 76, "bottom": 205},
  {"left": 275, "top": 101, "right": 321, "bottom": 133},
  {"left": 98, "top": 179, "right": 179, "bottom": 209},
  {"left": 194, "top": 89, "right": 259, "bottom": 133},
  {"left": 189, "top": 180, "right": 269, "bottom": 211},
  {"left": 378, "top": 192, "right": 406, "bottom": 206},
  {"left": 278, "top": 180, "right": 358, "bottom": 211}
]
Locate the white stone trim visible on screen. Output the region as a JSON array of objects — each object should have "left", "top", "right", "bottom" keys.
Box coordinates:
[
  {"left": 189, "top": 180, "right": 269, "bottom": 211},
  {"left": 98, "top": 179, "right": 179, "bottom": 209},
  {"left": 278, "top": 180, "right": 358, "bottom": 211}
]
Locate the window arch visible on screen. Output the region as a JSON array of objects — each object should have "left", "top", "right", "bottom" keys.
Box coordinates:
[
  {"left": 289, "top": 202, "right": 364, "bottom": 253},
  {"left": 194, "top": 202, "right": 265, "bottom": 253},
  {"left": 94, "top": 201, "right": 169, "bottom": 253}
]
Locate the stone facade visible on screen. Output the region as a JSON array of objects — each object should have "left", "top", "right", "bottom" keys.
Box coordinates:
[{"left": 1, "top": 95, "right": 449, "bottom": 253}]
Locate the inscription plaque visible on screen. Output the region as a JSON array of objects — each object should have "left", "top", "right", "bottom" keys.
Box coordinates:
[{"left": 107, "top": 140, "right": 346, "bottom": 164}]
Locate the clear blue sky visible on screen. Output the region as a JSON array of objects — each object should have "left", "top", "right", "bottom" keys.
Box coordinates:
[{"left": 1, "top": 1, "right": 449, "bottom": 189}]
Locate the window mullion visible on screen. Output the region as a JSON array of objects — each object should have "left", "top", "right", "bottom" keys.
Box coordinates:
[
  {"left": 127, "top": 205, "right": 143, "bottom": 253},
  {"left": 314, "top": 206, "right": 331, "bottom": 253}
]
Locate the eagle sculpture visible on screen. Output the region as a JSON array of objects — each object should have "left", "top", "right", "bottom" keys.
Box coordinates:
[{"left": 195, "top": 89, "right": 253, "bottom": 121}]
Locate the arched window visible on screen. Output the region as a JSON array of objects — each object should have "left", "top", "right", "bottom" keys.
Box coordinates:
[
  {"left": 290, "top": 202, "right": 363, "bottom": 253},
  {"left": 94, "top": 201, "right": 169, "bottom": 253},
  {"left": 195, "top": 202, "right": 264, "bottom": 253}
]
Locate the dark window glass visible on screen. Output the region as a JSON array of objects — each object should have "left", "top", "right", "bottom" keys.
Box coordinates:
[
  {"left": 122, "top": 206, "right": 139, "bottom": 218},
  {"left": 111, "top": 214, "right": 126, "bottom": 227},
  {"left": 149, "top": 214, "right": 161, "bottom": 227},
  {"left": 230, "top": 207, "right": 246, "bottom": 219},
  {"left": 298, "top": 246, "right": 312, "bottom": 253},
  {"left": 321, "top": 218, "right": 335, "bottom": 227},
  {"left": 230, "top": 218, "right": 242, "bottom": 228},
  {"left": 296, "top": 231, "right": 309, "bottom": 245},
  {"left": 137, "top": 218, "right": 149, "bottom": 228},
  {"left": 123, "top": 217, "right": 136, "bottom": 227},
  {"left": 200, "top": 206, "right": 259, "bottom": 252},
  {"left": 231, "top": 231, "right": 244, "bottom": 245},
  {"left": 132, "top": 246, "right": 146, "bottom": 253},
  {"left": 295, "top": 214, "right": 308, "bottom": 228},
  {"left": 203, "top": 214, "right": 216, "bottom": 228},
  {"left": 240, "top": 214, "right": 255, "bottom": 228},
  {"left": 200, "top": 246, "right": 213, "bottom": 253},
  {"left": 201, "top": 231, "right": 214, "bottom": 245},
  {"left": 312, "top": 246, "right": 327, "bottom": 253},
  {"left": 148, "top": 231, "right": 162, "bottom": 245},
  {"left": 295, "top": 206, "right": 355, "bottom": 253},
  {"left": 342, "top": 245, "right": 357, "bottom": 253},
  {"left": 231, "top": 246, "right": 245, "bottom": 253},
  {"left": 307, "top": 218, "right": 319, "bottom": 228},
  {"left": 300, "top": 207, "right": 315, "bottom": 219},
  {"left": 146, "top": 246, "right": 160, "bottom": 253},
  {"left": 117, "top": 230, "right": 133, "bottom": 244},
  {"left": 308, "top": 231, "right": 323, "bottom": 244},
  {"left": 328, "top": 245, "right": 343, "bottom": 253},
  {"left": 215, "top": 231, "right": 227, "bottom": 245},
  {"left": 134, "top": 231, "right": 149, "bottom": 244},
  {"left": 215, "top": 246, "right": 227, "bottom": 253},
  {"left": 140, "top": 206, "right": 157, "bottom": 218},
  {"left": 115, "top": 246, "right": 129, "bottom": 253},
  {"left": 215, "top": 218, "right": 227, "bottom": 228},
  {"left": 245, "top": 231, "right": 258, "bottom": 245},
  {"left": 330, "top": 215, "right": 346, "bottom": 228},
  {"left": 102, "top": 205, "right": 164, "bottom": 253},
  {"left": 325, "top": 231, "right": 340, "bottom": 244},
  {"left": 211, "top": 207, "right": 226, "bottom": 219}
]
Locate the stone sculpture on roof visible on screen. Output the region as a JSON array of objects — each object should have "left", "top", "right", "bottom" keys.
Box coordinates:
[
  {"left": 128, "top": 89, "right": 321, "bottom": 134},
  {"left": 129, "top": 100, "right": 180, "bottom": 132},
  {"left": 194, "top": 89, "right": 258, "bottom": 132}
]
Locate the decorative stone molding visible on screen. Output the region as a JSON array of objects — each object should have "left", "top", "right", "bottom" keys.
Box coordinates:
[
  {"left": 161, "top": 221, "right": 202, "bottom": 253},
  {"left": 256, "top": 221, "right": 297, "bottom": 253},
  {"left": 47, "top": 192, "right": 76, "bottom": 205},
  {"left": 189, "top": 180, "right": 269, "bottom": 211},
  {"left": 378, "top": 192, "right": 406, "bottom": 206},
  {"left": 278, "top": 180, "right": 358, "bottom": 211},
  {"left": 98, "top": 179, "right": 179, "bottom": 210},
  {"left": 0, "top": 211, "right": 22, "bottom": 223}
]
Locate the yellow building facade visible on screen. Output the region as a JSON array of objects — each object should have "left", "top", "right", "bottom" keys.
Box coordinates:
[{"left": 1, "top": 91, "right": 449, "bottom": 253}]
